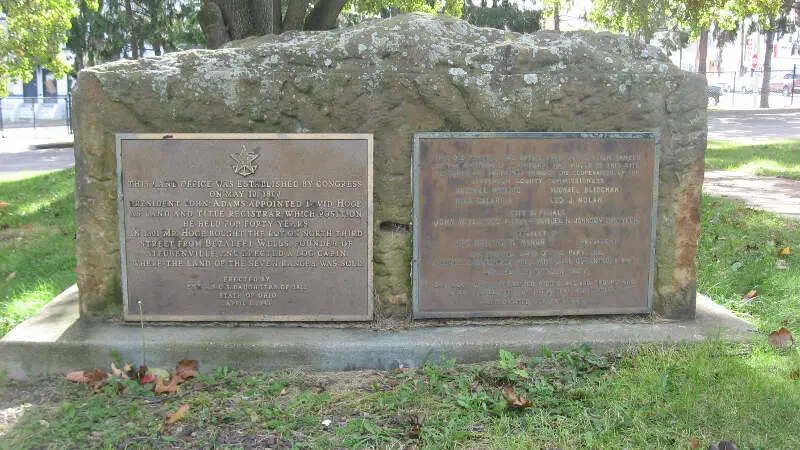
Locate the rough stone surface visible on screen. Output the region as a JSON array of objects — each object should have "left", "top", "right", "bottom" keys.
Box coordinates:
[{"left": 73, "top": 13, "right": 706, "bottom": 320}]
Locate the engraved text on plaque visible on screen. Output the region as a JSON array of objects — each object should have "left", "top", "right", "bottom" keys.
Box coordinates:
[
  {"left": 117, "top": 134, "right": 373, "bottom": 321},
  {"left": 412, "top": 133, "right": 658, "bottom": 318}
]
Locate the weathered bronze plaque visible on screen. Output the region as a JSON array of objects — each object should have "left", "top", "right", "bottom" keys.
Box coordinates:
[
  {"left": 413, "top": 133, "right": 659, "bottom": 318},
  {"left": 117, "top": 134, "right": 373, "bottom": 321}
]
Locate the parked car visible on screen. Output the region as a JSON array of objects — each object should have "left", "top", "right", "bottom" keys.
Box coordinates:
[{"left": 768, "top": 73, "right": 800, "bottom": 96}]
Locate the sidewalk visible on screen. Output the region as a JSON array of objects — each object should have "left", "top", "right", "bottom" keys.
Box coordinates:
[
  {"left": 703, "top": 170, "right": 800, "bottom": 219},
  {"left": 0, "top": 126, "right": 74, "bottom": 181}
]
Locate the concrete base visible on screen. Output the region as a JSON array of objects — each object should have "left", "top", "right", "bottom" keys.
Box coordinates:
[{"left": 0, "top": 285, "right": 755, "bottom": 380}]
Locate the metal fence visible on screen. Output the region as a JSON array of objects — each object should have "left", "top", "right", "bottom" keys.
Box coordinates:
[
  {"left": 705, "top": 67, "right": 798, "bottom": 109},
  {"left": 0, "top": 95, "right": 72, "bottom": 136}
]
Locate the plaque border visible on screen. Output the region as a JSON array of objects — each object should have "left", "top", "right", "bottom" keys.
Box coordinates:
[
  {"left": 411, "top": 132, "right": 660, "bottom": 318},
  {"left": 116, "top": 133, "right": 374, "bottom": 322}
]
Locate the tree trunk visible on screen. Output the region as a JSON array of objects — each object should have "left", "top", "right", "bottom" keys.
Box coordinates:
[
  {"left": 760, "top": 28, "right": 775, "bottom": 108},
  {"left": 251, "top": 0, "right": 280, "bottom": 35},
  {"left": 553, "top": 2, "right": 560, "bottom": 32},
  {"left": 696, "top": 28, "right": 708, "bottom": 75},
  {"left": 305, "top": 0, "right": 348, "bottom": 31},
  {"left": 200, "top": 0, "right": 283, "bottom": 48},
  {"left": 199, "top": 1, "right": 232, "bottom": 49},
  {"left": 125, "top": 0, "right": 139, "bottom": 59},
  {"left": 283, "top": 0, "right": 309, "bottom": 32}
]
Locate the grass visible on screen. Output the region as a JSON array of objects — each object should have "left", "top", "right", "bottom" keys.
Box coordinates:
[
  {"left": 2, "top": 153, "right": 800, "bottom": 448},
  {"left": 705, "top": 139, "right": 800, "bottom": 179},
  {"left": 1, "top": 339, "right": 798, "bottom": 449},
  {"left": 0, "top": 168, "right": 76, "bottom": 336},
  {"left": 697, "top": 195, "right": 800, "bottom": 332}
]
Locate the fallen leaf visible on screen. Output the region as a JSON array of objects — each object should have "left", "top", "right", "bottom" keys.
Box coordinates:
[
  {"left": 154, "top": 376, "right": 180, "bottom": 394},
  {"left": 110, "top": 362, "right": 129, "bottom": 379},
  {"left": 742, "top": 290, "right": 757, "bottom": 303},
  {"left": 501, "top": 387, "right": 532, "bottom": 409},
  {"left": 5, "top": 271, "right": 16, "bottom": 281},
  {"left": 166, "top": 404, "right": 189, "bottom": 424},
  {"left": 135, "top": 365, "right": 148, "bottom": 382},
  {"left": 790, "top": 370, "right": 800, "bottom": 380},
  {"left": 87, "top": 368, "right": 110, "bottom": 392},
  {"left": 147, "top": 367, "right": 171, "bottom": 380},
  {"left": 65, "top": 371, "right": 91, "bottom": 383},
  {"left": 779, "top": 247, "right": 791, "bottom": 256},
  {"left": 690, "top": 438, "right": 700, "bottom": 449},
  {"left": 65, "top": 369, "right": 110, "bottom": 392},
  {"left": 174, "top": 359, "right": 198, "bottom": 381},
  {"left": 140, "top": 374, "right": 156, "bottom": 384},
  {"left": 280, "top": 386, "right": 289, "bottom": 395},
  {"left": 776, "top": 260, "right": 789, "bottom": 270},
  {"left": 768, "top": 327, "right": 794, "bottom": 348},
  {"left": 0, "top": 202, "right": 8, "bottom": 208}
]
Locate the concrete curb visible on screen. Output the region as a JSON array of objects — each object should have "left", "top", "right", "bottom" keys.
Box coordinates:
[
  {"left": 0, "top": 285, "right": 755, "bottom": 380},
  {"left": 29, "top": 140, "right": 74, "bottom": 150}
]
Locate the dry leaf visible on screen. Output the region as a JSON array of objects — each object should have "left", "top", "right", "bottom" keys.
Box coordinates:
[
  {"left": 87, "top": 368, "right": 110, "bottom": 392},
  {"left": 690, "top": 438, "right": 700, "bottom": 449},
  {"left": 776, "top": 260, "right": 789, "bottom": 270},
  {"left": 779, "top": 247, "right": 791, "bottom": 256},
  {"left": 501, "top": 387, "right": 532, "bottom": 409},
  {"left": 768, "top": 327, "right": 794, "bottom": 348},
  {"left": 65, "top": 371, "right": 91, "bottom": 383},
  {"left": 166, "top": 404, "right": 189, "bottom": 424},
  {"left": 154, "top": 376, "right": 180, "bottom": 394},
  {"left": 174, "top": 359, "right": 198, "bottom": 381},
  {"left": 742, "top": 289, "right": 757, "bottom": 303},
  {"left": 110, "top": 362, "right": 129, "bottom": 379},
  {"left": 0, "top": 202, "right": 8, "bottom": 208},
  {"left": 5, "top": 271, "right": 16, "bottom": 281},
  {"left": 280, "top": 386, "right": 289, "bottom": 395},
  {"left": 790, "top": 370, "right": 800, "bottom": 380}
]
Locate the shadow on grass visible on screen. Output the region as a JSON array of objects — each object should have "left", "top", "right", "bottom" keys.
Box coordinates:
[
  {"left": 0, "top": 169, "right": 76, "bottom": 336},
  {"left": 705, "top": 140, "right": 800, "bottom": 178}
]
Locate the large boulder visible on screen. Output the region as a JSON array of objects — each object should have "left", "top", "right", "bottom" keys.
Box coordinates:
[{"left": 73, "top": 13, "right": 705, "bottom": 321}]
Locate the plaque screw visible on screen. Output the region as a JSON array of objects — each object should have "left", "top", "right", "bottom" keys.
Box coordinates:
[{"left": 138, "top": 300, "right": 147, "bottom": 366}]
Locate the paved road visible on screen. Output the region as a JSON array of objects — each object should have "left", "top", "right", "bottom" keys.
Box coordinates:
[
  {"left": 0, "top": 127, "right": 74, "bottom": 181},
  {"left": 708, "top": 110, "right": 800, "bottom": 140}
]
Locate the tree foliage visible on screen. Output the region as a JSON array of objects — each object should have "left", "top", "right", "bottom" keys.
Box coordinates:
[
  {"left": 461, "top": 5, "right": 540, "bottom": 33},
  {"left": 67, "top": 0, "right": 205, "bottom": 73},
  {"left": 0, "top": 0, "right": 77, "bottom": 96}
]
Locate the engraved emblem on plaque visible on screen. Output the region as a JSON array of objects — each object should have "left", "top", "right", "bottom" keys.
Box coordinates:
[{"left": 230, "top": 145, "right": 259, "bottom": 177}]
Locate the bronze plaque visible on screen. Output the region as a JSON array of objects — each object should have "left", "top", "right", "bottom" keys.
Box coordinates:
[
  {"left": 116, "top": 134, "right": 373, "bottom": 321},
  {"left": 413, "top": 133, "right": 658, "bottom": 318}
]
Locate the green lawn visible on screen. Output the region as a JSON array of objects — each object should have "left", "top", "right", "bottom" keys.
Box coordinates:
[
  {"left": 705, "top": 139, "right": 800, "bottom": 179},
  {"left": 0, "top": 169, "right": 76, "bottom": 336},
  {"left": 2, "top": 154, "right": 800, "bottom": 448}
]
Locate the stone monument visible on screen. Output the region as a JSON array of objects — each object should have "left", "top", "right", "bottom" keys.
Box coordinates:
[{"left": 72, "top": 13, "right": 705, "bottom": 322}]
